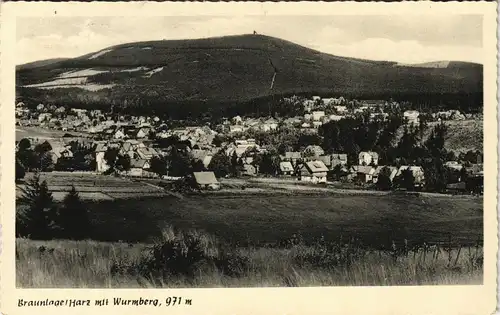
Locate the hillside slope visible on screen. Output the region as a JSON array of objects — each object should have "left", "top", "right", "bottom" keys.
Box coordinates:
[
  {"left": 392, "top": 119, "right": 483, "bottom": 153},
  {"left": 17, "top": 34, "right": 483, "bottom": 111}
]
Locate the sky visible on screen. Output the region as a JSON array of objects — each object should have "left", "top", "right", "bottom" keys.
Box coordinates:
[{"left": 16, "top": 15, "right": 483, "bottom": 65}]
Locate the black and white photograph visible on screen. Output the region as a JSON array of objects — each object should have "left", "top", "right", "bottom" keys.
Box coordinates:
[{"left": 10, "top": 6, "right": 492, "bottom": 292}]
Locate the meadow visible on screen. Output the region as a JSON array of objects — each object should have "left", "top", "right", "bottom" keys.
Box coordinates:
[
  {"left": 16, "top": 232, "right": 483, "bottom": 288},
  {"left": 16, "top": 172, "right": 483, "bottom": 287}
]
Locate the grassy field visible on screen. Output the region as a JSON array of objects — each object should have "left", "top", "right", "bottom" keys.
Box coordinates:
[
  {"left": 16, "top": 235, "right": 483, "bottom": 288},
  {"left": 17, "top": 172, "right": 483, "bottom": 247},
  {"left": 75, "top": 191, "right": 483, "bottom": 249},
  {"left": 16, "top": 172, "right": 483, "bottom": 287}
]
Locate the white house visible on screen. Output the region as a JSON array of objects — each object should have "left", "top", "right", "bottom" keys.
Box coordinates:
[
  {"left": 312, "top": 111, "right": 325, "bottom": 121},
  {"left": 403, "top": 110, "right": 420, "bottom": 125},
  {"left": 334, "top": 105, "right": 348, "bottom": 113},
  {"left": 296, "top": 160, "right": 329, "bottom": 183},
  {"left": 279, "top": 161, "right": 294, "bottom": 176},
  {"left": 95, "top": 143, "right": 110, "bottom": 173},
  {"left": 358, "top": 151, "right": 379, "bottom": 166}
]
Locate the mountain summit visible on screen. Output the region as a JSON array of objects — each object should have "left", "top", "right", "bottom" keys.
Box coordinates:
[{"left": 17, "top": 34, "right": 482, "bottom": 111}]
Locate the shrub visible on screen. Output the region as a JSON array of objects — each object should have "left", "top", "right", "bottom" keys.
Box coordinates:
[
  {"left": 111, "top": 227, "right": 249, "bottom": 283},
  {"left": 16, "top": 160, "right": 26, "bottom": 182}
]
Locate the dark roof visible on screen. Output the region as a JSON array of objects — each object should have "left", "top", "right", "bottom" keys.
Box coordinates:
[{"left": 130, "top": 159, "right": 148, "bottom": 169}]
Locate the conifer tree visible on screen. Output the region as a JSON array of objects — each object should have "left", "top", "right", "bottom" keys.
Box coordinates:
[
  {"left": 19, "top": 173, "right": 56, "bottom": 239},
  {"left": 59, "top": 185, "right": 89, "bottom": 240}
]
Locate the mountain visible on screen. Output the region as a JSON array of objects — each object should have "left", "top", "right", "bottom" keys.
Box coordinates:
[
  {"left": 17, "top": 58, "right": 70, "bottom": 71},
  {"left": 16, "top": 34, "right": 483, "bottom": 116}
]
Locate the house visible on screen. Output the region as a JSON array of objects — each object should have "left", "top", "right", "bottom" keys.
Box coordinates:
[
  {"left": 191, "top": 149, "right": 213, "bottom": 169},
  {"left": 229, "top": 125, "right": 244, "bottom": 133},
  {"left": 120, "top": 140, "right": 143, "bottom": 158},
  {"left": 334, "top": 105, "right": 348, "bottom": 113},
  {"left": 136, "top": 127, "right": 151, "bottom": 139},
  {"left": 303, "top": 100, "right": 315, "bottom": 112},
  {"left": 312, "top": 111, "right": 325, "bottom": 121},
  {"left": 113, "top": 128, "right": 127, "bottom": 139},
  {"left": 94, "top": 143, "right": 110, "bottom": 173},
  {"left": 317, "top": 155, "right": 332, "bottom": 169},
  {"left": 445, "top": 161, "right": 463, "bottom": 171},
  {"left": 351, "top": 165, "right": 376, "bottom": 183},
  {"left": 128, "top": 159, "right": 151, "bottom": 177},
  {"left": 232, "top": 115, "right": 242, "bottom": 124},
  {"left": 136, "top": 147, "right": 158, "bottom": 160},
  {"left": 466, "top": 164, "right": 484, "bottom": 177},
  {"left": 296, "top": 160, "right": 329, "bottom": 183},
  {"left": 303, "top": 145, "right": 325, "bottom": 158},
  {"left": 280, "top": 152, "right": 302, "bottom": 166},
  {"left": 396, "top": 166, "right": 425, "bottom": 186},
  {"left": 372, "top": 166, "right": 398, "bottom": 183},
  {"left": 330, "top": 154, "right": 348, "bottom": 167},
  {"left": 261, "top": 118, "right": 278, "bottom": 132},
  {"left": 38, "top": 113, "right": 52, "bottom": 122},
  {"left": 193, "top": 171, "right": 221, "bottom": 190},
  {"left": 227, "top": 139, "right": 260, "bottom": 157},
  {"left": 403, "top": 110, "right": 420, "bottom": 125},
  {"left": 312, "top": 121, "right": 323, "bottom": 129},
  {"left": 358, "top": 151, "right": 379, "bottom": 166},
  {"left": 279, "top": 161, "right": 294, "bottom": 176},
  {"left": 242, "top": 164, "right": 257, "bottom": 176},
  {"left": 326, "top": 114, "right": 345, "bottom": 122},
  {"left": 446, "top": 182, "right": 467, "bottom": 193},
  {"left": 53, "top": 147, "right": 74, "bottom": 160}
]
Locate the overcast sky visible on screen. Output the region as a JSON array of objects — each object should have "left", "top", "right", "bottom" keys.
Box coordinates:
[{"left": 17, "top": 15, "right": 483, "bottom": 65}]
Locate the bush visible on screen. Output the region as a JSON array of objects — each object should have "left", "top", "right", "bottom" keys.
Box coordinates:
[
  {"left": 111, "top": 227, "right": 249, "bottom": 283},
  {"left": 16, "top": 160, "right": 26, "bottom": 182}
]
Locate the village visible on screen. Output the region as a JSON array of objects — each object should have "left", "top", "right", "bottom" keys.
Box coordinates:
[{"left": 15, "top": 94, "right": 483, "bottom": 194}]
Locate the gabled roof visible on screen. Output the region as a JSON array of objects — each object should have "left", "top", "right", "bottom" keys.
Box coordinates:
[
  {"left": 130, "top": 159, "right": 148, "bottom": 169},
  {"left": 305, "top": 160, "right": 329, "bottom": 173},
  {"left": 193, "top": 171, "right": 219, "bottom": 185},
  {"left": 331, "top": 153, "right": 348, "bottom": 160},
  {"left": 372, "top": 166, "right": 397, "bottom": 176},
  {"left": 136, "top": 147, "right": 158, "bottom": 158},
  {"left": 317, "top": 155, "right": 331, "bottom": 167},
  {"left": 202, "top": 155, "right": 213, "bottom": 168},
  {"left": 95, "top": 143, "right": 107, "bottom": 152},
  {"left": 352, "top": 165, "right": 375, "bottom": 175}
]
